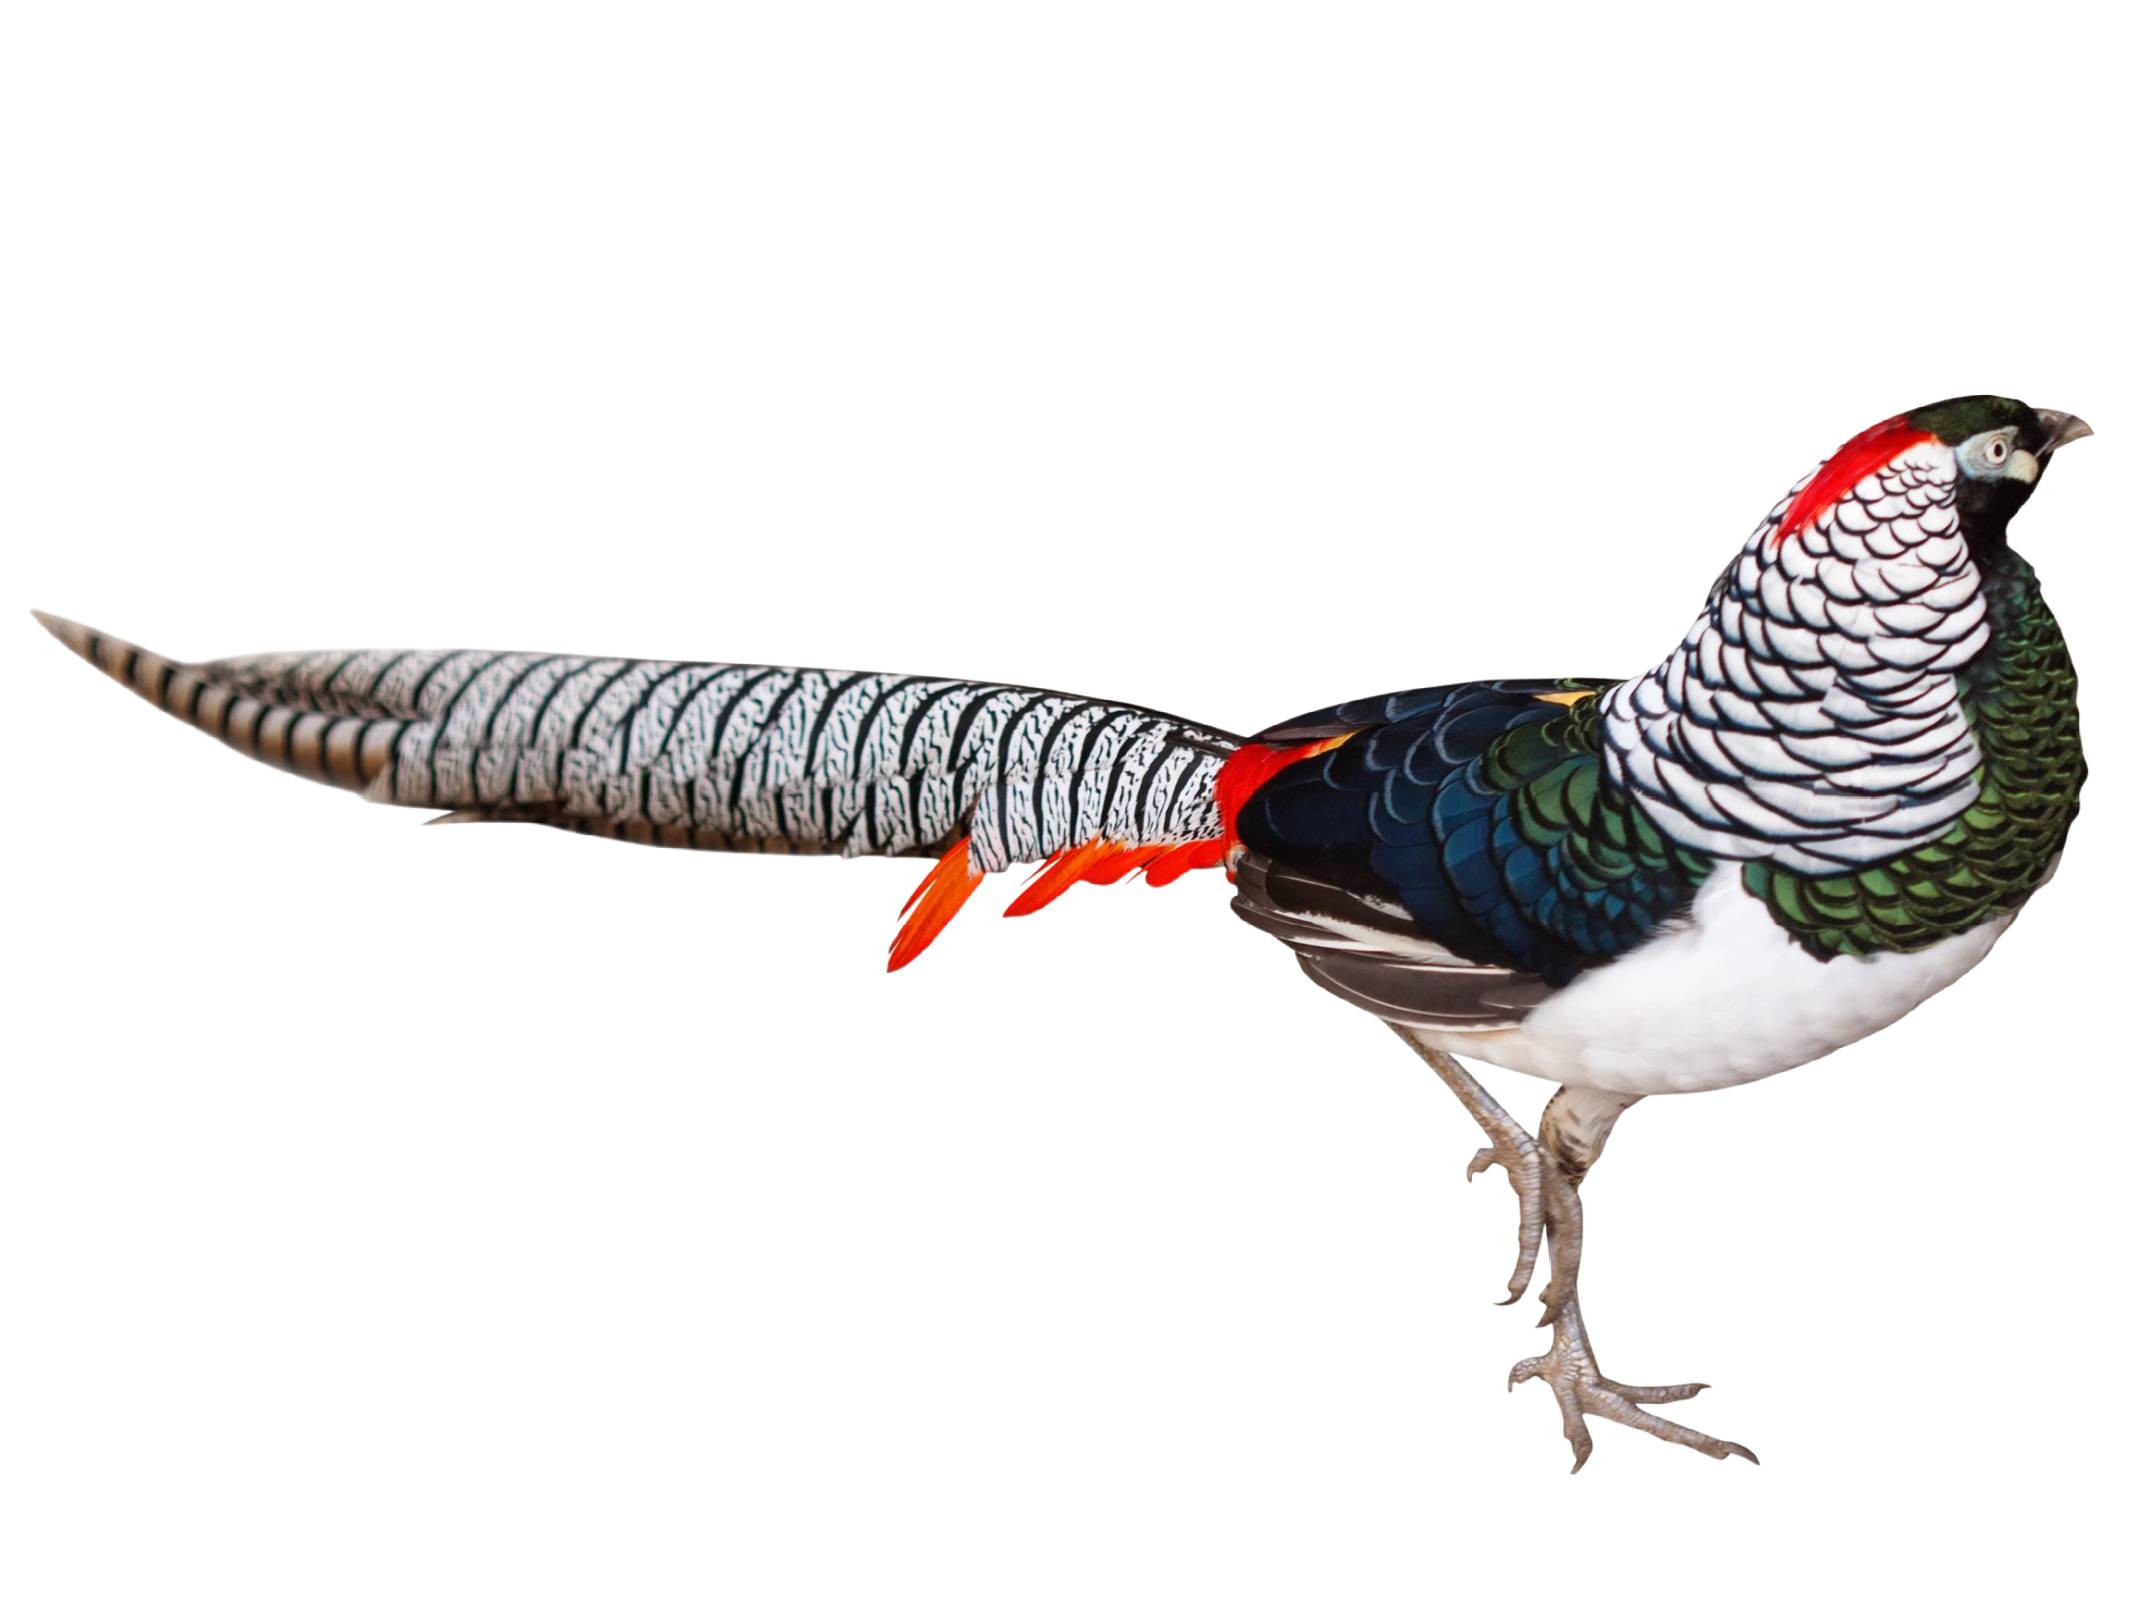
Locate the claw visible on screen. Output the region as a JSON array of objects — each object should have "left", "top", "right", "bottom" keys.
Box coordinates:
[{"left": 1559, "top": 1390, "right": 1594, "bottom": 1474}]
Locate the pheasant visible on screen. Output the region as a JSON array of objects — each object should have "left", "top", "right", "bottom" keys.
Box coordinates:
[{"left": 34, "top": 394, "right": 2088, "bottom": 1470}]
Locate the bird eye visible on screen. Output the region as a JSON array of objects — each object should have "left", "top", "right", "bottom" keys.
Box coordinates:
[{"left": 1962, "top": 430, "right": 2017, "bottom": 476}]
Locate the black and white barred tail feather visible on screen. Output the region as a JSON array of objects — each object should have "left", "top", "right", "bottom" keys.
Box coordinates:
[{"left": 32, "top": 613, "right": 1243, "bottom": 871}]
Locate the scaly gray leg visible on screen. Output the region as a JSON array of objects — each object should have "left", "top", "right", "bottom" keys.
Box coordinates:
[
  {"left": 1391, "top": 1028, "right": 1545, "bottom": 1305},
  {"left": 1389, "top": 1038, "right": 1760, "bottom": 1470},
  {"left": 1509, "top": 1086, "right": 1759, "bottom": 1472}
]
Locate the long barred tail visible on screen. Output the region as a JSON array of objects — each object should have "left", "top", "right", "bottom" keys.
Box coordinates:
[{"left": 33, "top": 613, "right": 1245, "bottom": 966}]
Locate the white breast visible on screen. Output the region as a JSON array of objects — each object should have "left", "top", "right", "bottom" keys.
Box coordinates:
[{"left": 1410, "top": 865, "right": 2011, "bottom": 1095}]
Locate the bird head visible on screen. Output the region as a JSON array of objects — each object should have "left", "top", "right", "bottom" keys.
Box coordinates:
[{"left": 1777, "top": 396, "right": 2090, "bottom": 563}]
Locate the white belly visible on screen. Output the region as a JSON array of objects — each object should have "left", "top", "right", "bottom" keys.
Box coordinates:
[{"left": 1410, "top": 865, "right": 2012, "bottom": 1095}]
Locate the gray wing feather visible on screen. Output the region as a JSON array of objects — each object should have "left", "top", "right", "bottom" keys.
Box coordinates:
[{"left": 1231, "top": 854, "right": 1551, "bottom": 1030}]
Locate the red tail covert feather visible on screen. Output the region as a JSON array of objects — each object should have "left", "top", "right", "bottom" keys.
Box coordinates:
[
  {"left": 1774, "top": 415, "right": 1936, "bottom": 543},
  {"left": 888, "top": 838, "right": 986, "bottom": 971},
  {"left": 1003, "top": 839, "right": 1130, "bottom": 917},
  {"left": 1141, "top": 838, "right": 1227, "bottom": 887},
  {"left": 1213, "top": 733, "right": 1353, "bottom": 834},
  {"left": 1078, "top": 844, "right": 1165, "bottom": 886}
]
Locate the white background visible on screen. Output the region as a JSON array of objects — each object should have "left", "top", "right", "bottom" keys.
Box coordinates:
[{"left": 3, "top": 3, "right": 2123, "bottom": 1592}]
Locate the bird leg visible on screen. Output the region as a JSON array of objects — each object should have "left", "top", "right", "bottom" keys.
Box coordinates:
[
  {"left": 1391, "top": 1032, "right": 1759, "bottom": 1471},
  {"left": 1528, "top": 1083, "right": 1633, "bottom": 1328},
  {"left": 1508, "top": 1086, "right": 1758, "bottom": 1472},
  {"left": 1392, "top": 1029, "right": 1545, "bottom": 1304}
]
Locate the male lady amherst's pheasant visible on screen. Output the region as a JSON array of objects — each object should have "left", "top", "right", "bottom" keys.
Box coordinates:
[{"left": 36, "top": 395, "right": 2088, "bottom": 1470}]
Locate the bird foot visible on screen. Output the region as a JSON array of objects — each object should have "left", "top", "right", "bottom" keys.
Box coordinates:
[
  {"left": 1467, "top": 1134, "right": 1544, "bottom": 1305},
  {"left": 1509, "top": 1309, "right": 1757, "bottom": 1473}
]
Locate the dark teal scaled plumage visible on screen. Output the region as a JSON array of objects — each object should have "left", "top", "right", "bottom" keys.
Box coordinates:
[{"left": 1237, "top": 682, "right": 1712, "bottom": 987}]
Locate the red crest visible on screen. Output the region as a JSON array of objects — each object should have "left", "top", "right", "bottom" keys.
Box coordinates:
[{"left": 1774, "top": 415, "right": 1937, "bottom": 543}]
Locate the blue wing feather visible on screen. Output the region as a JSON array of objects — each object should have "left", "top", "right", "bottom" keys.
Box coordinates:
[{"left": 1238, "top": 680, "right": 1711, "bottom": 986}]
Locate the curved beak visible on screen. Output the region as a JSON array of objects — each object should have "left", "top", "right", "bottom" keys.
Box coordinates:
[{"left": 2036, "top": 409, "right": 2094, "bottom": 455}]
